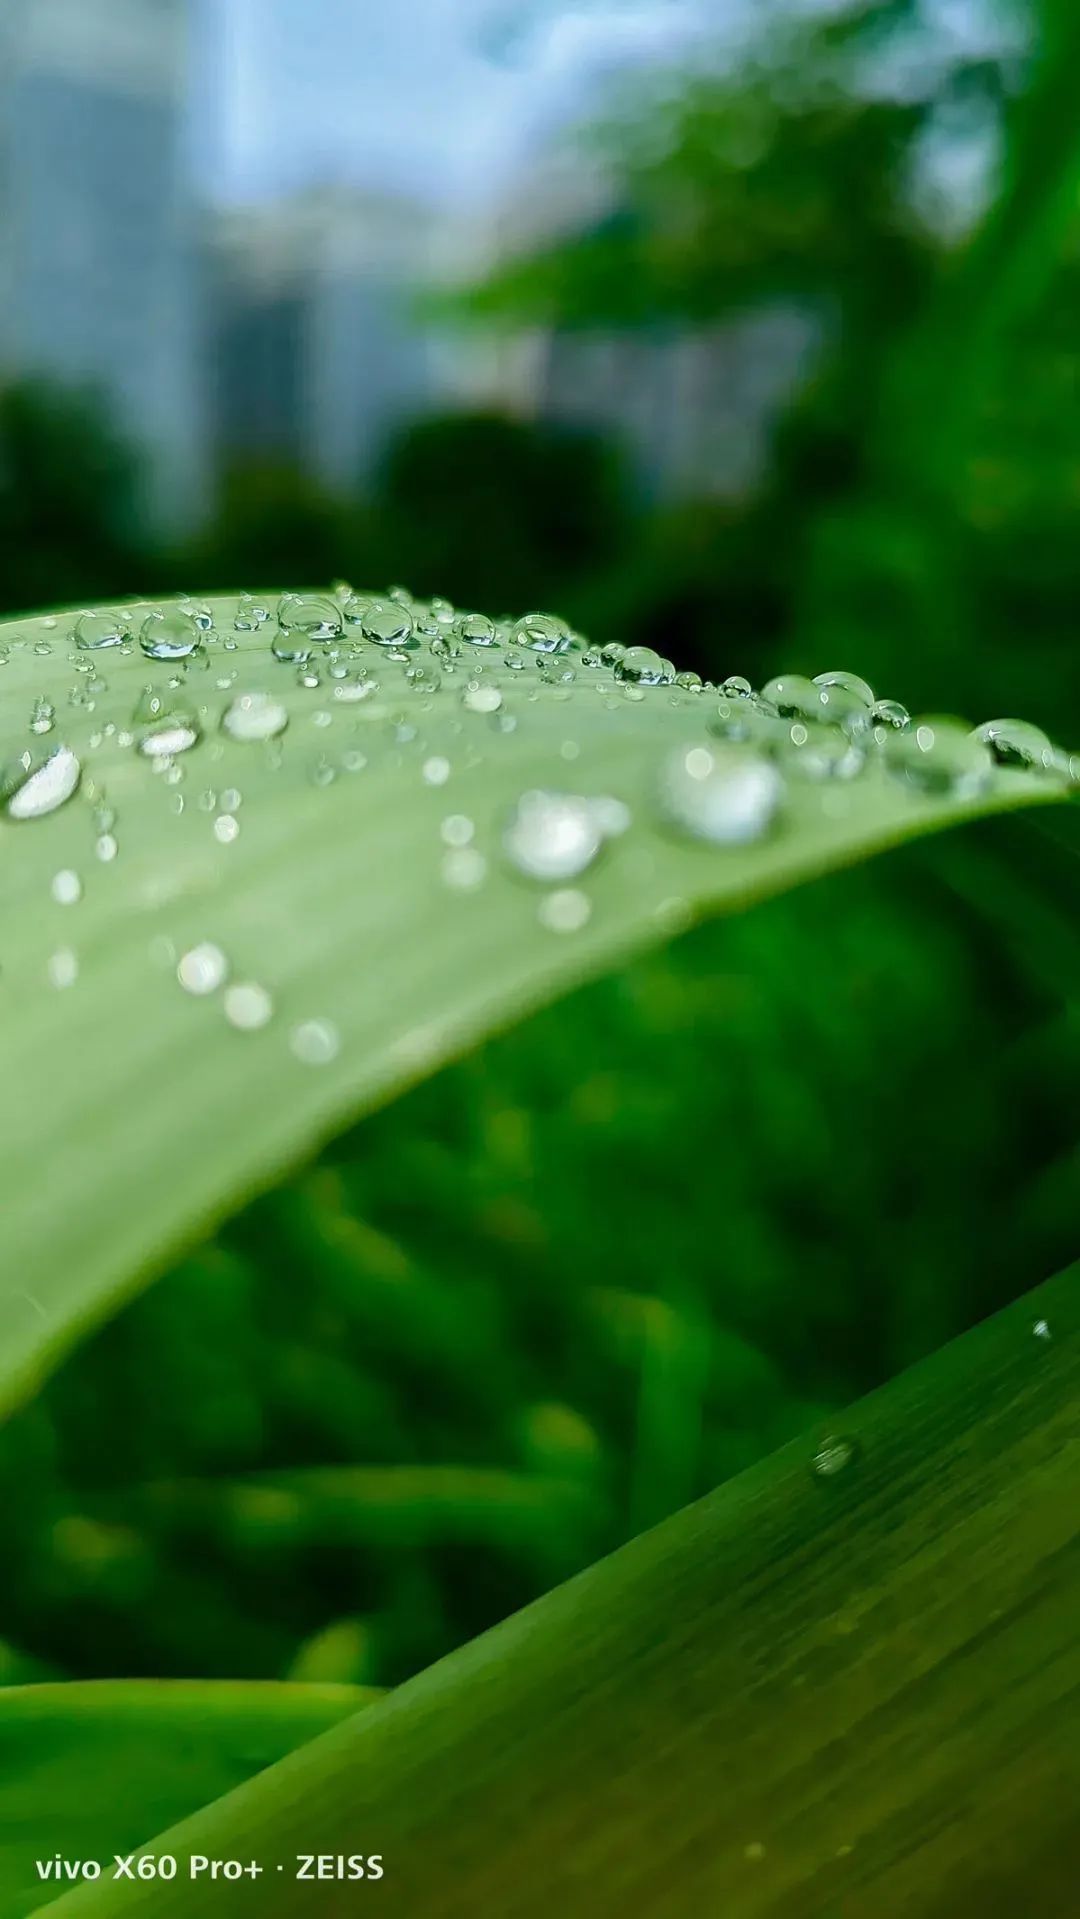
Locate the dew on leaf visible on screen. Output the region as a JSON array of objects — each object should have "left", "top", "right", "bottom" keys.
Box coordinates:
[
  {"left": 463, "top": 684, "right": 503, "bottom": 715},
  {"left": 442, "top": 847, "right": 488, "bottom": 891},
  {"left": 458, "top": 612, "right": 498, "bottom": 647},
  {"left": 276, "top": 593, "right": 342, "bottom": 643},
  {"left": 30, "top": 696, "right": 55, "bottom": 736},
  {"left": 221, "top": 691, "right": 289, "bottom": 743},
  {"left": 75, "top": 609, "right": 131, "bottom": 651},
  {"left": 140, "top": 609, "right": 201, "bottom": 661},
  {"left": 538, "top": 888, "right": 592, "bottom": 933},
  {"left": 503, "top": 791, "right": 604, "bottom": 882},
  {"left": 48, "top": 948, "right": 79, "bottom": 990},
  {"left": 659, "top": 743, "right": 784, "bottom": 845},
  {"left": 615, "top": 646, "right": 672, "bottom": 687},
  {"left": 883, "top": 716, "right": 993, "bottom": 798},
  {"left": 811, "top": 1434, "right": 858, "bottom": 1479},
  {"left": 512, "top": 612, "right": 573, "bottom": 655},
  {"left": 137, "top": 710, "right": 202, "bottom": 759},
  {"left": 178, "top": 943, "right": 228, "bottom": 995},
  {"left": 224, "top": 981, "right": 274, "bottom": 1031},
  {"left": 972, "top": 717, "right": 1061, "bottom": 774},
  {"left": 814, "top": 669, "right": 875, "bottom": 708},
  {"left": 51, "top": 869, "right": 83, "bottom": 906},
  {"left": 3, "top": 745, "right": 81, "bottom": 821},
  {"left": 290, "top": 1019, "right": 340, "bottom": 1066}
]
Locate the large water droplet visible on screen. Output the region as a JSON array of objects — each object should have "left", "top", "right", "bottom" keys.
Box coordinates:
[
  {"left": 776, "top": 722, "right": 865, "bottom": 782},
  {"left": 75, "top": 609, "right": 131, "bottom": 651},
  {"left": 870, "top": 699, "right": 910, "bottom": 733},
  {"left": 221, "top": 692, "right": 289, "bottom": 743},
  {"left": 659, "top": 744, "right": 783, "bottom": 845},
  {"left": 503, "top": 791, "right": 604, "bottom": 882},
  {"left": 512, "top": 612, "right": 574, "bottom": 655},
  {"left": 3, "top": 745, "right": 81, "bottom": 821},
  {"left": 140, "top": 609, "right": 201, "bottom": 661},
  {"left": 458, "top": 612, "right": 499, "bottom": 648},
  {"left": 760, "top": 674, "right": 822, "bottom": 723},
  {"left": 354, "top": 598, "right": 415, "bottom": 646},
  {"left": 615, "top": 646, "right": 673, "bottom": 687},
  {"left": 277, "top": 593, "right": 342, "bottom": 643},
  {"left": 972, "top": 717, "right": 1061, "bottom": 774},
  {"left": 883, "top": 717, "right": 993, "bottom": 797},
  {"left": 814, "top": 669, "right": 875, "bottom": 708}
]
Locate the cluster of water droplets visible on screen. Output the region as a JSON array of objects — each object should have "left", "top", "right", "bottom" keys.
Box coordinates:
[{"left": 2, "top": 584, "right": 1075, "bottom": 1058}]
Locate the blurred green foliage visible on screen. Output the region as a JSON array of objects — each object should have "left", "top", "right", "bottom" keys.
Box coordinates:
[{"left": 0, "top": 0, "right": 1077, "bottom": 1689}]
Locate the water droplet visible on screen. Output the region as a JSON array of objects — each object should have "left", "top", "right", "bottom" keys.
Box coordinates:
[
  {"left": 422, "top": 756, "right": 451, "bottom": 786},
  {"left": 224, "top": 981, "right": 274, "bottom": 1030},
  {"left": 440, "top": 813, "right": 474, "bottom": 847},
  {"left": 760, "top": 674, "right": 822, "bottom": 723},
  {"left": 615, "top": 646, "right": 673, "bottom": 687},
  {"left": 140, "top": 609, "right": 201, "bottom": 661},
  {"left": 811, "top": 1434, "right": 858, "bottom": 1479},
  {"left": 458, "top": 612, "right": 499, "bottom": 647},
  {"left": 512, "top": 612, "right": 574, "bottom": 655},
  {"left": 96, "top": 833, "right": 118, "bottom": 863},
  {"left": 720, "top": 675, "right": 753, "bottom": 698},
  {"left": 290, "top": 1018, "right": 340, "bottom": 1066},
  {"left": 776, "top": 722, "right": 865, "bottom": 782},
  {"left": 883, "top": 717, "right": 992, "bottom": 798},
  {"left": 442, "top": 847, "right": 488, "bottom": 891},
  {"left": 463, "top": 683, "right": 503, "bottom": 715},
  {"left": 51, "top": 869, "right": 82, "bottom": 906},
  {"left": 75, "top": 609, "right": 131, "bottom": 651},
  {"left": 972, "top": 717, "right": 1061, "bottom": 774},
  {"left": 503, "top": 791, "right": 604, "bottom": 882},
  {"left": 332, "top": 674, "right": 379, "bottom": 704},
  {"left": 48, "top": 948, "right": 79, "bottom": 990},
  {"left": 137, "top": 710, "right": 202, "bottom": 759},
  {"left": 870, "top": 699, "right": 910, "bottom": 732},
  {"left": 221, "top": 692, "right": 289, "bottom": 743},
  {"left": 352, "top": 598, "right": 414, "bottom": 646},
  {"left": 276, "top": 593, "right": 342, "bottom": 643},
  {"left": 659, "top": 744, "right": 784, "bottom": 845},
  {"left": 538, "top": 888, "right": 592, "bottom": 933},
  {"left": 3, "top": 745, "right": 81, "bottom": 821},
  {"left": 178, "top": 943, "right": 228, "bottom": 995},
  {"left": 214, "top": 813, "right": 240, "bottom": 844},
  {"left": 30, "top": 696, "right": 55, "bottom": 735},
  {"left": 1033, "top": 1318, "right": 1052, "bottom": 1342},
  {"left": 814, "top": 669, "right": 875, "bottom": 708},
  {"left": 675, "top": 670, "right": 703, "bottom": 691}
]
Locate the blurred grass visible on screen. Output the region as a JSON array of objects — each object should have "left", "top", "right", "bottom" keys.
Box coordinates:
[{"left": 0, "top": 819, "right": 1074, "bottom": 1691}]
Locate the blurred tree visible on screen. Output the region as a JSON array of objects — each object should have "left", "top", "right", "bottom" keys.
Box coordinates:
[
  {"left": 182, "top": 464, "right": 361, "bottom": 594},
  {"left": 0, "top": 380, "right": 146, "bottom": 616},
  {"left": 370, "top": 411, "right": 638, "bottom": 616},
  {"left": 453, "top": 0, "right": 1080, "bottom": 725}
]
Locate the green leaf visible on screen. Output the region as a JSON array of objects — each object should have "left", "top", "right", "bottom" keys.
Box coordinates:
[
  {"left": 0, "top": 594, "right": 1071, "bottom": 1419},
  {"left": 23, "top": 1261, "right": 1080, "bottom": 1918},
  {"left": 0, "top": 1680, "right": 376, "bottom": 1919}
]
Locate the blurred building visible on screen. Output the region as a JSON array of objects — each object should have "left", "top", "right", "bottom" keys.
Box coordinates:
[
  {"left": 205, "top": 187, "right": 448, "bottom": 490},
  {"left": 0, "top": 0, "right": 206, "bottom": 530},
  {"left": 474, "top": 149, "right": 818, "bottom": 501}
]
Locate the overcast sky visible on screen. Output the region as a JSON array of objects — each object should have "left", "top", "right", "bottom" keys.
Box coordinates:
[{"left": 195, "top": 0, "right": 723, "bottom": 206}]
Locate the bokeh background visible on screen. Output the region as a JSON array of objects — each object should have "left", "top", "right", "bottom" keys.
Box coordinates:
[{"left": 0, "top": 0, "right": 1077, "bottom": 1692}]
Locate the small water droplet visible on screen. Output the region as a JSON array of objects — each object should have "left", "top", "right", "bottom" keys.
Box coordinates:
[
  {"left": 659, "top": 744, "right": 784, "bottom": 845},
  {"left": 720, "top": 675, "right": 753, "bottom": 698},
  {"left": 538, "top": 888, "right": 592, "bottom": 933},
  {"left": 48, "top": 947, "right": 79, "bottom": 990},
  {"left": 442, "top": 846, "right": 488, "bottom": 891},
  {"left": 811, "top": 1434, "right": 857, "bottom": 1479},
  {"left": 422, "top": 755, "right": 451, "bottom": 786},
  {"left": 760, "top": 674, "right": 822, "bottom": 723},
  {"left": 224, "top": 981, "right": 274, "bottom": 1030},
  {"left": 214, "top": 813, "right": 240, "bottom": 844},
  {"left": 51, "top": 869, "right": 82, "bottom": 906},
  {"left": 440, "top": 813, "right": 475, "bottom": 847},
  {"left": 3, "top": 745, "right": 81, "bottom": 821},
  {"left": 96, "top": 833, "right": 118, "bottom": 863},
  {"left": 870, "top": 699, "right": 910, "bottom": 733},
  {"left": 178, "top": 943, "right": 228, "bottom": 995},
  {"left": 221, "top": 692, "right": 289, "bottom": 743},
  {"left": 1033, "top": 1318, "right": 1052, "bottom": 1342},
  {"left": 290, "top": 1018, "right": 340, "bottom": 1066},
  {"left": 140, "top": 609, "right": 201, "bottom": 661}
]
